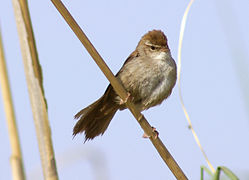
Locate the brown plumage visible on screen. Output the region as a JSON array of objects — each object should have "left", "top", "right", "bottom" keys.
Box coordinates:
[
  {"left": 73, "top": 30, "right": 177, "bottom": 141},
  {"left": 137, "top": 30, "right": 168, "bottom": 48},
  {"left": 73, "top": 85, "right": 119, "bottom": 141}
]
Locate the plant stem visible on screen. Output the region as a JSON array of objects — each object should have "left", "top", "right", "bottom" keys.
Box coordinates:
[
  {"left": 51, "top": 0, "right": 188, "bottom": 179},
  {"left": 0, "top": 27, "right": 26, "bottom": 180},
  {"left": 11, "top": 0, "right": 59, "bottom": 179}
]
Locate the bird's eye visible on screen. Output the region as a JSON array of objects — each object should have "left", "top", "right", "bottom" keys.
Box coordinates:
[{"left": 150, "top": 46, "right": 156, "bottom": 50}]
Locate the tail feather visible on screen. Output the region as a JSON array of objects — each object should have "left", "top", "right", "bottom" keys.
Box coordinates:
[{"left": 73, "top": 85, "right": 119, "bottom": 141}]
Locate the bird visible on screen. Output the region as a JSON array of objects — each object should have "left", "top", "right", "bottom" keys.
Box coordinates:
[{"left": 73, "top": 30, "right": 177, "bottom": 142}]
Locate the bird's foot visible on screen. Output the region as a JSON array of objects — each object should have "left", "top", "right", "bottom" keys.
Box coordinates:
[
  {"left": 119, "top": 92, "right": 132, "bottom": 105},
  {"left": 142, "top": 126, "right": 159, "bottom": 139}
]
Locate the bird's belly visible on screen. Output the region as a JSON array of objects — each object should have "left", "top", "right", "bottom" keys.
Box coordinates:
[
  {"left": 139, "top": 68, "right": 176, "bottom": 110},
  {"left": 117, "top": 58, "right": 176, "bottom": 111}
]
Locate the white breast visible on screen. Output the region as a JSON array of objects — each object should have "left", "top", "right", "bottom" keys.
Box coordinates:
[
  {"left": 117, "top": 52, "right": 176, "bottom": 111},
  {"left": 142, "top": 53, "right": 177, "bottom": 110}
]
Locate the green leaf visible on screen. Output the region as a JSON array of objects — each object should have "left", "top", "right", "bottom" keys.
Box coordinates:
[
  {"left": 200, "top": 166, "right": 239, "bottom": 180},
  {"left": 201, "top": 166, "right": 213, "bottom": 176},
  {"left": 219, "top": 166, "right": 239, "bottom": 180}
]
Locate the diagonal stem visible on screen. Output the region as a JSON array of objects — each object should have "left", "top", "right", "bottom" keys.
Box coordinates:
[{"left": 51, "top": 0, "right": 188, "bottom": 179}]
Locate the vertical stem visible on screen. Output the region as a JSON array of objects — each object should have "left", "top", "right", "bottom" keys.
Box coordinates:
[
  {"left": 177, "top": 0, "right": 215, "bottom": 173},
  {"left": 0, "top": 29, "right": 26, "bottom": 180},
  {"left": 11, "top": 0, "right": 59, "bottom": 179}
]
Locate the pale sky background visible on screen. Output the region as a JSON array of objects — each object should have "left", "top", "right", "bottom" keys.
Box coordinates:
[{"left": 1, "top": 0, "right": 249, "bottom": 179}]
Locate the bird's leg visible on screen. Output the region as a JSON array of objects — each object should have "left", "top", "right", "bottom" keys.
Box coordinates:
[{"left": 142, "top": 126, "right": 159, "bottom": 139}]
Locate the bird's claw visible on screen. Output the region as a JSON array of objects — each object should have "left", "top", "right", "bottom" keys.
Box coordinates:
[
  {"left": 120, "top": 92, "right": 132, "bottom": 105},
  {"left": 142, "top": 126, "right": 159, "bottom": 139}
]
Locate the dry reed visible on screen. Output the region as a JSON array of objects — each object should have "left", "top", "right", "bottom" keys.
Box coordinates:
[
  {"left": 11, "top": 0, "right": 58, "bottom": 179},
  {"left": 51, "top": 0, "right": 188, "bottom": 179},
  {"left": 0, "top": 28, "right": 26, "bottom": 180}
]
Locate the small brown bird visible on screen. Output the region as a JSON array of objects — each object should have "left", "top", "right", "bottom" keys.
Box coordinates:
[{"left": 73, "top": 30, "right": 177, "bottom": 141}]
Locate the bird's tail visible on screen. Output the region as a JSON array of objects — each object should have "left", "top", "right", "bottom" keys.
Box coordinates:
[{"left": 73, "top": 85, "right": 119, "bottom": 141}]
